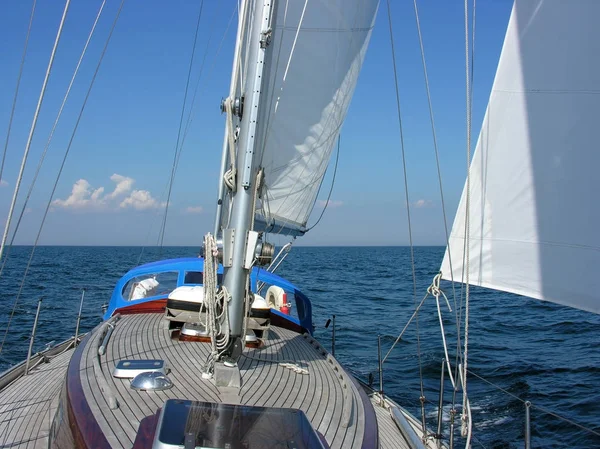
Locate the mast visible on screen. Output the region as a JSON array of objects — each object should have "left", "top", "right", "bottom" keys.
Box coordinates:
[
  {"left": 213, "top": 0, "right": 248, "bottom": 238},
  {"left": 219, "top": 0, "right": 276, "bottom": 360}
]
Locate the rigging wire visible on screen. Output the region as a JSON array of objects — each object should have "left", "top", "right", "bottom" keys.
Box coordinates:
[
  {"left": 411, "top": 0, "right": 460, "bottom": 336},
  {"left": 304, "top": 135, "right": 340, "bottom": 232},
  {"left": 410, "top": 3, "right": 472, "bottom": 431},
  {"left": 0, "top": 0, "right": 37, "bottom": 184},
  {"left": 157, "top": 0, "right": 205, "bottom": 255},
  {"left": 385, "top": 0, "right": 427, "bottom": 434},
  {"left": 467, "top": 369, "right": 600, "bottom": 438},
  {"left": 461, "top": 0, "right": 475, "bottom": 444},
  {"left": 0, "top": 0, "right": 107, "bottom": 279},
  {"left": 455, "top": 0, "right": 477, "bottom": 436},
  {"left": 136, "top": 2, "right": 237, "bottom": 264},
  {"left": 176, "top": 0, "right": 230, "bottom": 171},
  {"left": 0, "top": 0, "right": 126, "bottom": 355},
  {"left": 0, "top": 0, "right": 72, "bottom": 267}
]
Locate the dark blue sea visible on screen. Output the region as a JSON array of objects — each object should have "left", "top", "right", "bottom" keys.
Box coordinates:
[{"left": 0, "top": 246, "right": 598, "bottom": 448}]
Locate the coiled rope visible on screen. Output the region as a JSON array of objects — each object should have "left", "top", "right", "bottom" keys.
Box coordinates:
[{"left": 201, "top": 233, "right": 232, "bottom": 376}]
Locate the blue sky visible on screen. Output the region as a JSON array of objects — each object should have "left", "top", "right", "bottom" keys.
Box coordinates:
[{"left": 0, "top": 0, "right": 513, "bottom": 246}]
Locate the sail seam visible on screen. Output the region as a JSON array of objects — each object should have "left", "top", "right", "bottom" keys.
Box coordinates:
[{"left": 447, "top": 235, "right": 600, "bottom": 251}]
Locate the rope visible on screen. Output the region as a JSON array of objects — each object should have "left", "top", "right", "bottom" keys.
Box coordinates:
[
  {"left": 158, "top": 0, "right": 205, "bottom": 255},
  {"left": 459, "top": 363, "right": 473, "bottom": 445},
  {"left": 462, "top": 0, "right": 474, "bottom": 443},
  {"left": 0, "top": 0, "right": 125, "bottom": 355},
  {"left": 385, "top": 0, "right": 426, "bottom": 433},
  {"left": 305, "top": 135, "right": 340, "bottom": 232},
  {"left": 241, "top": 354, "right": 308, "bottom": 374},
  {"left": 202, "top": 233, "right": 233, "bottom": 376},
  {"left": 0, "top": 0, "right": 71, "bottom": 267},
  {"left": 0, "top": 0, "right": 37, "bottom": 184},
  {"left": 0, "top": 0, "right": 106, "bottom": 279},
  {"left": 428, "top": 273, "right": 456, "bottom": 390},
  {"left": 223, "top": 97, "right": 237, "bottom": 192}
]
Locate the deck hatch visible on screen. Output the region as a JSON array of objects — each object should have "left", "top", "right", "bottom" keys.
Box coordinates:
[{"left": 152, "top": 399, "right": 329, "bottom": 449}]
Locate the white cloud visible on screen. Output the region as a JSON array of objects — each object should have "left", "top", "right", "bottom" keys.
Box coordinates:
[
  {"left": 413, "top": 199, "right": 433, "bottom": 208},
  {"left": 120, "top": 190, "right": 163, "bottom": 210},
  {"left": 106, "top": 174, "right": 134, "bottom": 199},
  {"left": 317, "top": 199, "right": 343, "bottom": 208},
  {"left": 52, "top": 179, "right": 105, "bottom": 209},
  {"left": 53, "top": 174, "right": 163, "bottom": 211},
  {"left": 0, "top": 179, "right": 7, "bottom": 187},
  {"left": 185, "top": 206, "right": 203, "bottom": 214},
  {"left": 91, "top": 187, "right": 104, "bottom": 201}
]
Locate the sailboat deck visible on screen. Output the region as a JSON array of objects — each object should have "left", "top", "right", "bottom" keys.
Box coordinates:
[
  {"left": 77, "top": 313, "right": 424, "bottom": 448},
  {"left": 0, "top": 348, "right": 72, "bottom": 448}
]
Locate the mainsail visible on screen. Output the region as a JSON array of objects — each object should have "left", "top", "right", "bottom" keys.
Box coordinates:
[
  {"left": 441, "top": 0, "right": 600, "bottom": 314},
  {"left": 253, "top": 0, "right": 379, "bottom": 236}
]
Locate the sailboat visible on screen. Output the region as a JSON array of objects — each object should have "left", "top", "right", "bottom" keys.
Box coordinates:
[
  {"left": 1, "top": 0, "right": 599, "bottom": 448},
  {"left": 0, "top": 1, "right": 442, "bottom": 448}
]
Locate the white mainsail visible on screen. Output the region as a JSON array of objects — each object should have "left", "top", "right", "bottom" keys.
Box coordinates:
[
  {"left": 253, "top": 0, "right": 379, "bottom": 235},
  {"left": 441, "top": 0, "right": 600, "bottom": 314}
]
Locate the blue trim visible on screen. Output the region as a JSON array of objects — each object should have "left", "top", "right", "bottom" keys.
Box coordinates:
[{"left": 104, "top": 257, "right": 313, "bottom": 333}]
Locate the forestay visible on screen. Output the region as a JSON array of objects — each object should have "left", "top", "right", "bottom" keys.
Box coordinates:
[
  {"left": 254, "top": 0, "right": 379, "bottom": 236},
  {"left": 441, "top": 0, "right": 600, "bottom": 314}
]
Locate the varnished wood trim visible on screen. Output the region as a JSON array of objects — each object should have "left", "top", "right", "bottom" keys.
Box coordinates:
[
  {"left": 349, "top": 375, "right": 379, "bottom": 449},
  {"left": 132, "top": 412, "right": 160, "bottom": 448},
  {"left": 115, "top": 298, "right": 167, "bottom": 315},
  {"left": 65, "top": 332, "right": 112, "bottom": 449}
]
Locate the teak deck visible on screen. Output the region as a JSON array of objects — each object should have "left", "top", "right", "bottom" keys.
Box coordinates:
[
  {"left": 0, "top": 349, "right": 72, "bottom": 448},
  {"left": 0, "top": 313, "right": 436, "bottom": 448}
]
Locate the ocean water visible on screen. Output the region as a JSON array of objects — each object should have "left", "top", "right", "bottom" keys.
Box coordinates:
[{"left": 0, "top": 245, "right": 598, "bottom": 448}]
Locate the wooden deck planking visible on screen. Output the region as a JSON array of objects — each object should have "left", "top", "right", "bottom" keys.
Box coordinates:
[
  {"left": 0, "top": 349, "right": 73, "bottom": 449},
  {"left": 81, "top": 325, "right": 132, "bottom": 449},
  {"left": 0, "top": 312, "right": 443, "bottom": 449},
  {"left": 81, "top": 314, "right": 364, "bottom": 448},
  {"left": 72, "top": 313, "right": 446, "bottom": 449}
]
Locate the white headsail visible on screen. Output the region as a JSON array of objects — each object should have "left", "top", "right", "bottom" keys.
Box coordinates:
[
  {"left": 441, "top": 0, "right": 600, "bottom": 314},
  {"left": 253, "top": 0, "right": 379, "bottom": 236}
]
